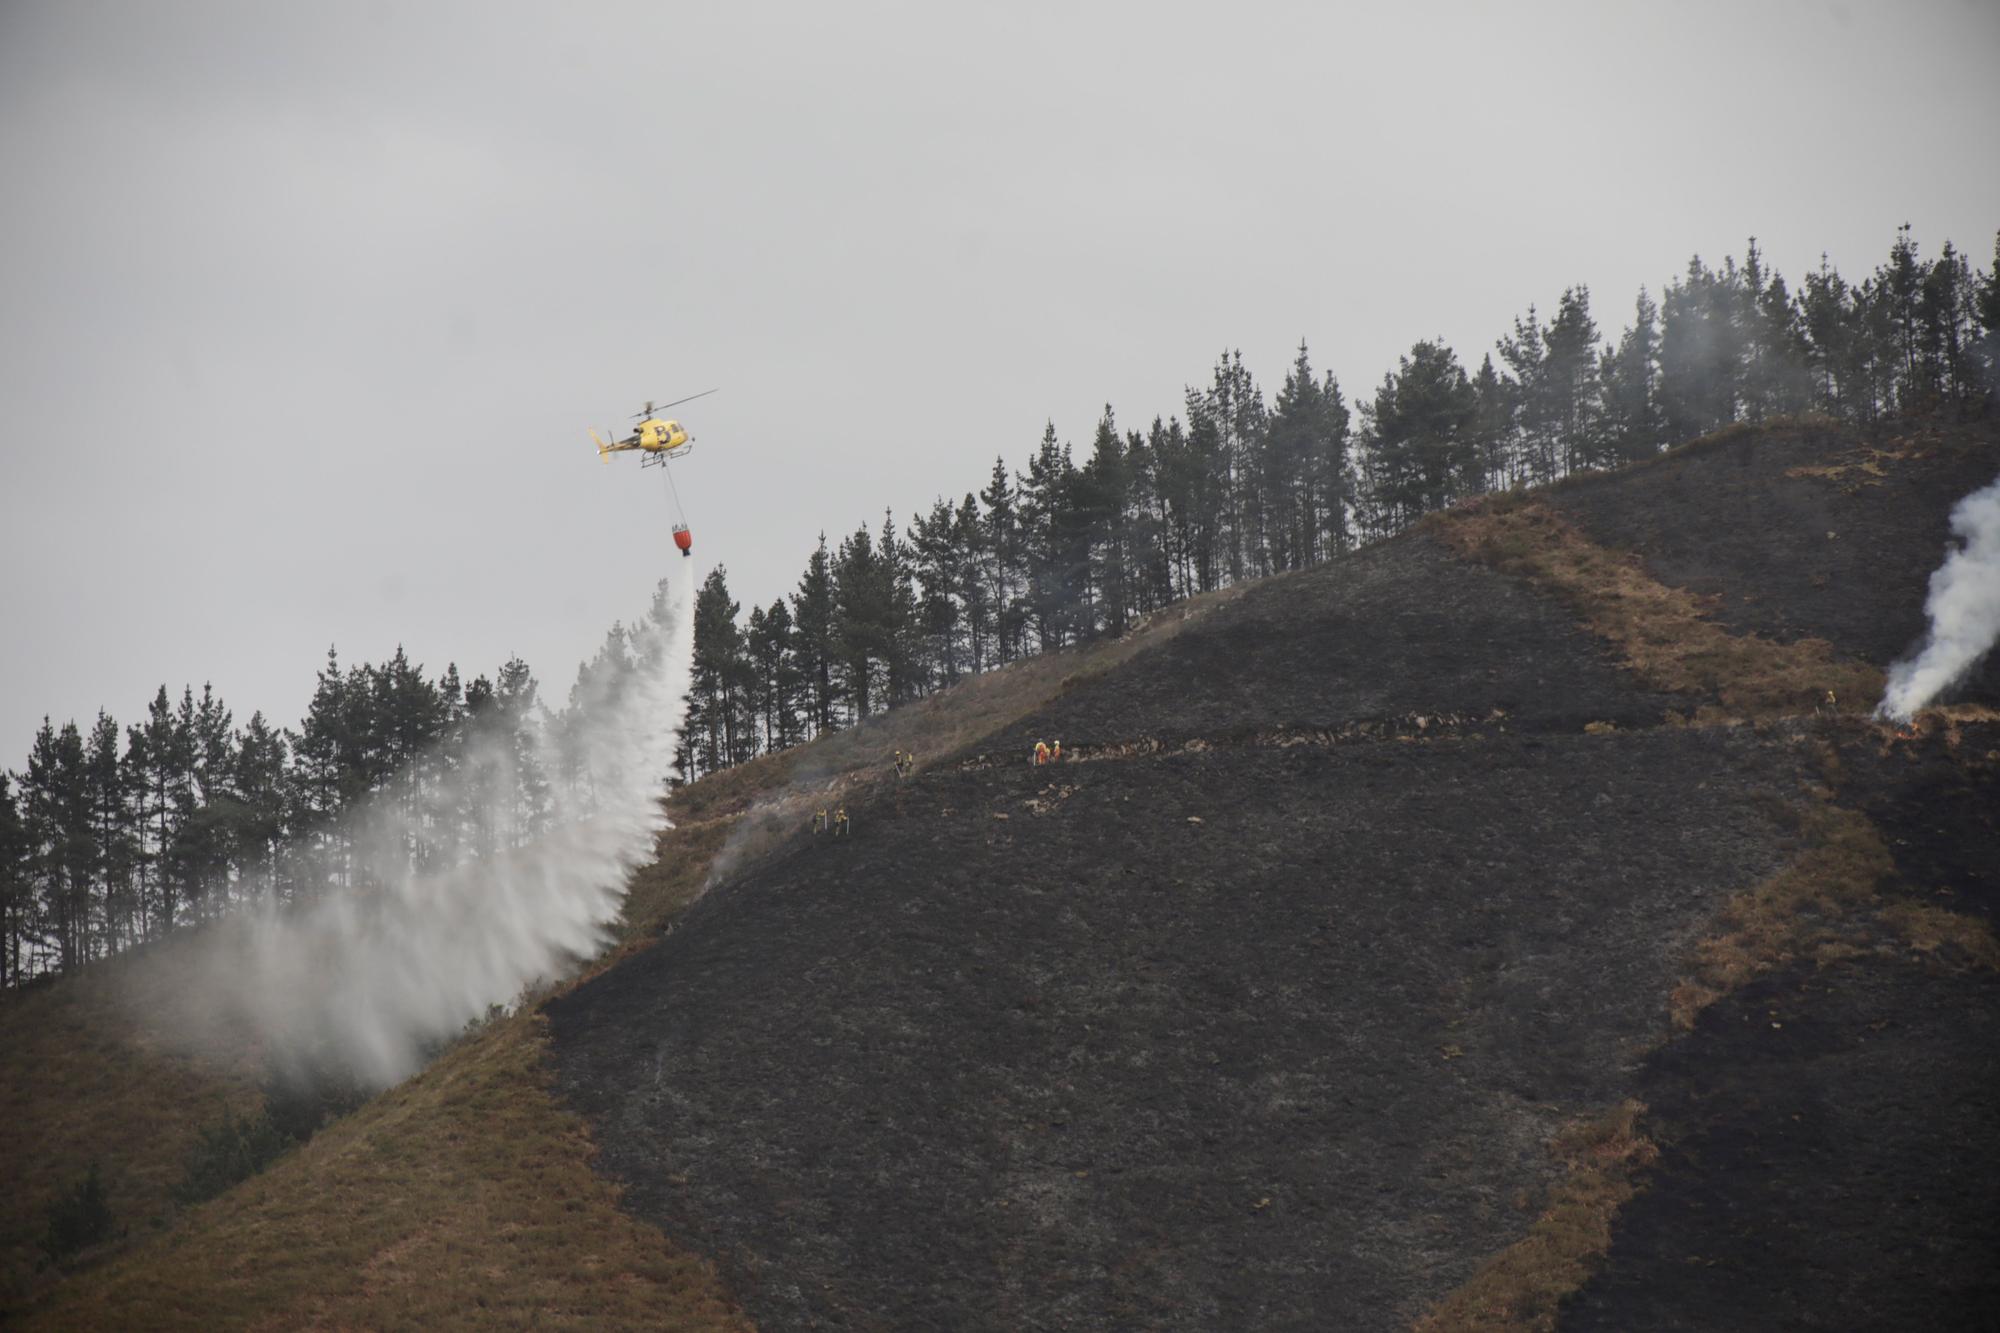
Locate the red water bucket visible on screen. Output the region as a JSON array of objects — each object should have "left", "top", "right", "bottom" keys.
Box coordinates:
[{"left": 672, "top": 524, "right": 693, "bottom": 556}]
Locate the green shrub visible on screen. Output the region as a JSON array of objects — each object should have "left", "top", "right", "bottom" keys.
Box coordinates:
[
  {"left": 41, "top": 1161, "right": 114, "bottom": 1264},
  {"left": 260, "top": 1054, "right": 368, "bottom": 1144},
  {"left": 171, "top": 1108, "right": 294, "bottom": 1206}
]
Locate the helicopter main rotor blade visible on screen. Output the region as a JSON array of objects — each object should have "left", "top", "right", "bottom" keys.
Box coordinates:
[{"left": 649, "top": 388, "right": 719, "bottom": 413}]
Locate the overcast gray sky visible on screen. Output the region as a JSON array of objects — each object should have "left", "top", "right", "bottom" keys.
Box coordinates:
[{"left": 3, "top": 0, "right": 1997, "bottom": 758}]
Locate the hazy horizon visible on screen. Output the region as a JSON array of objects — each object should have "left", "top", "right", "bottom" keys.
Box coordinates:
[{"left": 4, "top": 0, "right": 1998, "bottom": 754}]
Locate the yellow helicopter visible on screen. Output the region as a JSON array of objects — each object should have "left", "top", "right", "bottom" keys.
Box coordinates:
[
  {"left": 589, "top": 389, "right": 717, "bottom": 465},
  {"left": 591, "top": 389, "right": 716, "bottom": 558}
]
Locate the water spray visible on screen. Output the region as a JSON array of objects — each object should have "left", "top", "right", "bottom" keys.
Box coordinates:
[{"left": 149, "top": 564, "right": 696, "bottom": 1088}]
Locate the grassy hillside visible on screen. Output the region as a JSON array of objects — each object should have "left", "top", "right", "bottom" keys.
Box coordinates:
[
  {"left": 11, "top": 413, "right": 1998, "bottom": 1329},
  {"left": 0, "top": 934, "right": 264, "bottom": 1310},
  {"left": 8, "top": 576, "right": 1242, "bottom": 1328}
]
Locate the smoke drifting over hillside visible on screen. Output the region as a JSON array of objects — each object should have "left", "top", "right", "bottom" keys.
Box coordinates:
[
  {"left": 149, "top": 567, "right": 694, "bottom": 1088},
  {"left": 1878, "top": 472, "right": 2000, "bottom": 723}
]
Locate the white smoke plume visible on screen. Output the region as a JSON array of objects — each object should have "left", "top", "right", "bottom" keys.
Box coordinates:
[
  {"left": 1877, "top": 471, "right": 2000, "bottom": 723},
  {"left": 151, "top": 565, "right": 694, "bottom": 1088}
]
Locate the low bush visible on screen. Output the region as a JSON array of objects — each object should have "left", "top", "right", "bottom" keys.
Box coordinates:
[
  {"left": 170, "top": 1109, "right": 293, "bottom": 1207},
  {"left": 39, "top": 1162, "right": 113, "bottom": 1266}
]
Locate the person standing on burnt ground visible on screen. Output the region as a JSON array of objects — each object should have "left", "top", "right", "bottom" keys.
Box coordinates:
[
  {"left": 833, "top": 806, "right": 851, "bottom": 837},
  {"left": 1033, "top": 739, "right": 1050, "bottom": 766},
  {"left": 1050, "top": 740, "right": 1063, "bottom": 763},
  {"left": 811, "top": 807, "right": 829, "bottom": 836}
]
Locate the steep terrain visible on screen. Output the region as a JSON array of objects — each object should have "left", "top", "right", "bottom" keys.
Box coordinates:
[
  {"left": 546, "top": 416, "right": 2000, "bottom": 1329},
  {"left": 14, "top": 415, "right": 1998, "bottom": 1329}
]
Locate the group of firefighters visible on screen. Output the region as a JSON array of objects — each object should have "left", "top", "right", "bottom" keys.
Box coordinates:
[
  {"left": 811, "top": 740, "right": 1067, "bottom": 841},
  {"left": 810, "top": 748, "right": 919, "bottom": 840}
]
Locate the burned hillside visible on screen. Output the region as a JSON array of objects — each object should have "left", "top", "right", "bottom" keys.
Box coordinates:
[
  {"left": 547, "top": 418, "right": 2000, "bottom": 1330},
  {"left": 972, "top": 536, "right": 1683, "bottom": 754},
  {"left": 1547, "top": 417, "right": 2000, "bottom": 704}
]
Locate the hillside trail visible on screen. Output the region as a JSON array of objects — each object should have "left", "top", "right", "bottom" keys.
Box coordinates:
[{"left": 955, "top": 708, "right": 1511, "bottom": 771}]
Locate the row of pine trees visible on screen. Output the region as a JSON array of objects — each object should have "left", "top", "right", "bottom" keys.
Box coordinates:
[
  {"left": 676, "top": 227, "right": 2000, "bottom": 778},
  {"left": 0, "top": 624, "right": 663, "bottom": 985},
  {"left": 7, "top": 227, "right": 1994, "bottom": 985}
]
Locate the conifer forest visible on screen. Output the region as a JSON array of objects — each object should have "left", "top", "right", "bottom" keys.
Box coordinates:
[{"left": 4, "top": 226, "right": 1996, "bottom": 988}]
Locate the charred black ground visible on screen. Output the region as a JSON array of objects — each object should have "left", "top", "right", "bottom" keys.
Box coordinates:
[
  {"left": 547, "top": 419, "right": 2000, "bottom": 1330},
  {"left": 1548, "top": 418, "right": 2000, "bottom": 705},
  {"left": 1561, "top": 956, "right": 2000, "bottom": 1331},
  {"left": 972, "top": 536, "right": 1680, "bottom": 756}
]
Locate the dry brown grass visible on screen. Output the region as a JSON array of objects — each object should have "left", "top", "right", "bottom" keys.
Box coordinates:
[
  {"left": 20, "top": 1007, "right": 750, "bottom": 1332},
  {"left": 1412, "top": 1101, "right": 1657, "bottom": 1333},
  {"left": 1878, "top": 901, "right": 2000, "bottom": 970},
  {"left": 1784, "top": 445, "right": 1913, "bottom": 484},
  {"left": 16, "top": 799, "right": 762, "bottom": 1329},
  {"left": 1667, "top": 803, "right": 1892, "bottom": 1030},
  {"left": 1430, "top": 498, "right": 1882, "bottom": 719},
  {"left": 0, "top": 942, "right": 265, "bottom": 1310},
  {"left": 14, "top": 580, "right": 1250, "bottom": 1325},
  {"left": 1663, "top": 792, "right": 1997, "bottom": 1033}
]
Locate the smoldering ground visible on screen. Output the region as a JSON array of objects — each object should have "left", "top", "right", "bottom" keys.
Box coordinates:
[
  {"left": 1879, "top": 470, "right": 2000, "bottom": 722},
  {"left": 124, "top": 564, "right": 695, "bottom": 1089}
]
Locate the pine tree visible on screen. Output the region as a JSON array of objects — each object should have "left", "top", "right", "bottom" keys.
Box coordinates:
[
  {"left": 1123, "top": 422, "right": 1174, "bottom": 612},
  {"left": 1018, "top": 423, "right": 1080, "bottom": 649},
  {"left": 0, "top": 772, "right": 29, "bottom": 985},
  {"left": 175, "top": 684, "right": 237, "bottom": 917},
  {"left": 1599, "top": 288, "right": 1664, "bottom": 463},
  {"left": 1079, "top": 407, "right": 1133, "bottom": 632},
  {"left": 746, "top": 599, "right": 802, "bottom": 753},
  {"left": 978, "top": 459, "right": 1025, "bottom": 663},
  {"left": 83, "top": 712, "right": 137, "bottom": 952},
  {"left": 951, "top": 494, "right": 992, "bottom": 673},
  {"left": 23, "top": 719, "right": 94, "bottom": 974},
  {"left": 832, "top": 525, "right": 887, "bottom": 717},
  {"left": 458, "top": 670, "right": 500, "bottom": 858},
  {"left": 877, "top": 512, "right": 924, "bottom": 706},
  {"left": 1799, "top": 254, "right": 1859, "bottom": 416},
  {"left": 494, "top": 655, "right": 548, "bottom": 843},
  {"left": 1358, "top": 341, "right": 1481, "bottom": 532},
  {"left": 1658, "top": 255, "right": 1743, "bottom": 441},
  {"left": 1263, "top": 347, "right": 1319, "bottom": 571},
  {"left": 1878, "top": 223, "right": 1926, "bottom": 407},
  {"left": 1469, "top": 353, "right": 1516, "bottom": 488},
  {"left": 1918, "top": 239, "right": 1980, "bottom": 408},
  {"left": 134, "top": 685, "right": 193, "bottom": 928},
  {"left": 289, "top": 653, "right": 350, "bottom": 893},
  {"left": 685, "top": 568, "right": 746, "bottom": 777},
  {"left": 1978, "top": 231, "right": 2000, "bottom": 412},
  {"left": 1543, "top": 287, "right": 1603, "bottom": 473},
  {"left": 233, "top": 712, "right": 288, "bottom": 902},
  {"left": 1314, "top": 371, "right": 1353, "bottom": 559},
  {"left": 911, "top": 499, "right": 967, "bottom": 683},
  {"left": 790, "top": 535, "right": 841, "bottom": 735},
  {"left": 1496, "top": 304, "right": 1553, "bottom": 482},
  {"left": 1148, "top": 414, "right": 1204, "bottom": 597},
  {"left": 1187, "top": 353, "right": 1264, "bottom": 581}
]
